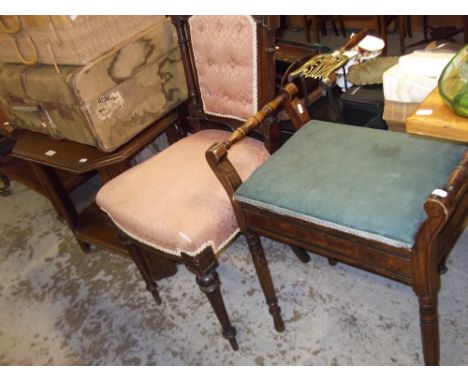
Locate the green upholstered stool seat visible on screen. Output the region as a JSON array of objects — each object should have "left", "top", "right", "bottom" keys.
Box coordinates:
[{"left": 235, "top": 121, "right": 467, "bottom": 248}]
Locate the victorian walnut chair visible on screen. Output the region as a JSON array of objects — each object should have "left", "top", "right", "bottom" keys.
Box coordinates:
[
  {"left": 301, "top": 16, "right": 346, "bottom": 45},
  {"left": 206, "top": 83, "right": 467, "bottom": 365},
  {"left": 95, "top": 15, "right": 309, "bottom": 350}
]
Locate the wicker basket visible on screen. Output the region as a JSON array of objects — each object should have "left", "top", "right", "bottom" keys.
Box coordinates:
[{"left": 0, "top": 15, "right": 165, "bottom": 66}]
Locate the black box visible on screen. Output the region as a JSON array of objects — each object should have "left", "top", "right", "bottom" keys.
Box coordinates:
[{"left": 341, "top": 85, "right": 387, "bottom": 130}]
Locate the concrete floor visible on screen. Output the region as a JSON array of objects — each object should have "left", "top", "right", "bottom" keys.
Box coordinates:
[{"left": 0, "top": 181, "right": 467, "bottom": 365}]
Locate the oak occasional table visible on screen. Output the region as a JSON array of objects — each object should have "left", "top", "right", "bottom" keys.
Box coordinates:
[
  {"left": 406, "top": 87, "right": 468, "bottom": 143},
  {"left": 12, "top": 111, "right": 180, "bottom": 280}
]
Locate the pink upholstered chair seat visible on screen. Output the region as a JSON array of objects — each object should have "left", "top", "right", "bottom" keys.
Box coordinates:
[{"left": 96, "top": 129, "right": 269, "bottom": 257}]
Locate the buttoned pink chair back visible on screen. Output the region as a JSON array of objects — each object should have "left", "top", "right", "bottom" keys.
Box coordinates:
[{"left": 188, "top": 16, "right": 258, "bottom": 121}]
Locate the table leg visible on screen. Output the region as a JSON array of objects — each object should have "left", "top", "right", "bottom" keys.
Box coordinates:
[
  {"left": 0, "top": 172, "right": 11, "bottom": 196},
  {"left": 98, "top": 160, "right": 132, "bottom": 184},
  {"left": 165, "top": 123, "right": 180, "bottom": 145},
  {"left": 31, "top": 163, "right": 90, "bottom": 252}
]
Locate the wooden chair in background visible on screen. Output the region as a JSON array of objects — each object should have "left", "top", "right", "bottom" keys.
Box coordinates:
[
  {"left": 302, "top": 16, "right": 346, "bottom": 44},
  {"left": 403, "top": 15, "right": 466, "bottom": 52},
  {"left": 338, "top": 16, "right": 411, "bottom": 55}
]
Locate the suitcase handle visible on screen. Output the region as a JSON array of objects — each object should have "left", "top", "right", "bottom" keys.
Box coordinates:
[
  {"left": 0, "top": 16, "right": 20, "bottom": 34},
  {"left": 0, "top": 16, "right": 39, "bottom": 65},
  {"left": 13, "top": 35, "right": 38, "bottom": 66},
  {"left": 11, "top": 103, "right": 40, "bottom": 112}
]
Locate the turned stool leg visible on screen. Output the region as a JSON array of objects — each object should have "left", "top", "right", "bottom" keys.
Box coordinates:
[
  {"left": 290, "top": 245, "right": 310, "bottom": 263},
  {"left": 245, "top": 232, "right": 285, "bottom": 332},
  {"left": 196, "top": 268, "right": 238, "bottom": 351},
  {"left": 418, "top": 294, "right": 440, "bottom": 365},
  {"left": 125, "top": 240, "right": 162, "bottom": 305}
]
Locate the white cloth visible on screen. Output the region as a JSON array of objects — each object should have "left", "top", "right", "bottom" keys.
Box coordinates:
[
  {"left": 398, "top": 51, "right": 455, "bottom": 77},
  {"left": 383, "top": 51, "right": 455, "bottom": 104},
  {"left": 383, "top": 64, "right": 439, "bottom": 103}
]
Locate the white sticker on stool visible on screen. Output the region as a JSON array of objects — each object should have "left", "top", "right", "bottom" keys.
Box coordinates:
[{"left": 432, "top": 189, "right": 448, "bottom": 198}]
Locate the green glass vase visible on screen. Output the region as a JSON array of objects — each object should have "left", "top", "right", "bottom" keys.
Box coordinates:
[{"left": 438, "top": 45, "right": 468, "bottom": 118}]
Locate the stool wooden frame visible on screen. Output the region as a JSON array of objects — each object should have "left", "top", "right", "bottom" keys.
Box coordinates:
[{"left": 206, "top": 83, "right": 468, "bottom": 365}]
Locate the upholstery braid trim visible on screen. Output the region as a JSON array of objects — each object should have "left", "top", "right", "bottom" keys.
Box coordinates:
[
  {"left": 234, "top": 195, "right": 414, "bottom": 249},
  {"left": 100, "top": 205, "right": 240, "bottom": 257}
]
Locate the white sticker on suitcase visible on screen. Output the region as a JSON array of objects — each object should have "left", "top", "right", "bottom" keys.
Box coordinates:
[{"left": 96, "top": 92, "right": 124, "bottom": 121}]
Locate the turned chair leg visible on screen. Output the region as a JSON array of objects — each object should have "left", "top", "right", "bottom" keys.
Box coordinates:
[
  {"left": 0, "top": 172, "right": 11, "bottom": 196},
  {"left": 195, "top": 267, "right": 238, "bottom": 351},
  {"left": 125, "top": 240, "right": 162, "bottom": 305},
  {"left": 438, "top": 263, "right": 448, "bottom": 275},
  {"left": 418, "top": 294, "right": 440, "bottom": 365},
  {"left": 245, "top": 232, "right": 285, "bottom": 332},
  {"left": 290, "top": 245, "right": 311, "bottom": 263}
]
